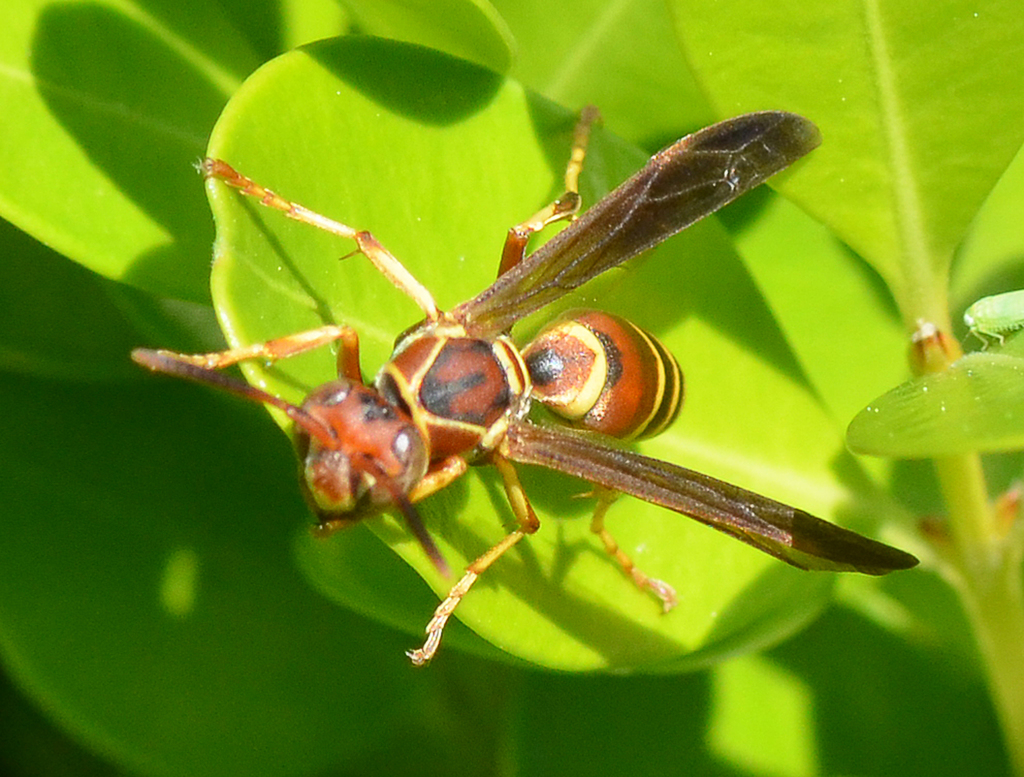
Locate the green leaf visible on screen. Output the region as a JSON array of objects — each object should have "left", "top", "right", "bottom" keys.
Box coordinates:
[
  {"left": 848, "top": 338, "right": 1024, "bottom": 458},
  {"left": 0, "top": 215, "right": 224, "bottom": 382},
  {"left": 507, "top": 597, "right": 1006, "bottom": 776},
  {"left": 343, "top": 0, "right": 515, "bottom": 73},
  {"left": 202, "top": 37, "right": 889, "bottom": 671},
  {"left": 0, "top": 217, "right": 138, "bottom": 381},
  {"left": 952, "top": 141, "right": 1024, "bottom": 311},
  {"left": 670, "top": 0, "right": 1024, "bottom": 320},
  {"left": 491, "top": 0, "right": 714, "bottom": 148},
  {"left": 0, "top": 372, "right": 441, "bottom": 777},
  {"left": 216, "top": 0, "right": 352, "bottom": 59},
  {"left": 0, "top": 0, "right": 261, "bottom": 301},
  {"left": 2, "top": 5, "right": 1012, "bottom": 774},
  {"left": 727, "top": 190, "right": 906, "bottom": 428}
]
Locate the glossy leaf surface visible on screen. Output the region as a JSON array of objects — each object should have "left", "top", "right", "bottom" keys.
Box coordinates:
[
  {"left": 0, "top": 0, "right": 1015, "bottom": 774},
  {"left": 849, "top": 335, "right": 1024, "bottom": 458},
  {"left": 0, "top": 373, "right": 433, "bottom": 776},
  {"left": 671, "top": 0, "right": 1024, "bottom": 320},
  {"left": 344, "top": 0, "right": 514, "bottom": 73},
  {"left": 491, "top": 0, "right": 714, "bottom": 146},
  {"left": 0, "top": 0, "right": 260, "bottom": 302}
]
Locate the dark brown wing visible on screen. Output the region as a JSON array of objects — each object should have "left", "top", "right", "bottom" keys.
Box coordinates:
[
  {"left": 505, "top": 422, "right": 918, "bottom": 575},
  {"left": 453, "top": 111, "right": 821, "bottom": 337}
]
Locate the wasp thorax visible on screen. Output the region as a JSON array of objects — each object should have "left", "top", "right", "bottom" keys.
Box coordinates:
[{"left": 295, "top": 380, "right": 429, "bottom": 519}]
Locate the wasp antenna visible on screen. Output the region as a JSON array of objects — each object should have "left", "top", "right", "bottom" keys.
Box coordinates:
[
  {"left": 131, "top": 348, "right": 337, "bottom": 447},
  {"left": 390, "top": 485, "right": 450, "bottom": 578},
  {"left": 355, "top": 451, "right": 448, "bottom": 576}
]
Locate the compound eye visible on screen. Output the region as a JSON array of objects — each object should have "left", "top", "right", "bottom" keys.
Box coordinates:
[
  {"left": 391, "top": 426, "right": 429, "bottom": 493},
  {"left": 304, "top": 380, "right": 353, "bottom": 407}
]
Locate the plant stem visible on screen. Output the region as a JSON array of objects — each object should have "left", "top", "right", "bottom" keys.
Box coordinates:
[{"left": 935, "top": 454, "right": 1024, "bottom": 777}]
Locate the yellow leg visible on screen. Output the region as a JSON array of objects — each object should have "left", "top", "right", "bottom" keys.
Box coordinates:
[
  {"left": 406, "top": 530, "right": 527, "bottom": 666},
  {"left": 311, "top": 456, "right": 470, "bottom": 542},
  {"left": 203, "top": 158, "right": 440, "bottom": 319},
  {"left": 409, "top": 456, "right": 470, "bottom": 503},
  {"left": 407, "top": 453, "right": 539, "bottom": 665},
  {"left": 144, "top": 325, "right": 354, "bottom": 374},
  {"left": 497, "top": 106, "right": 602, "bottom": 276},
  {"left": 590, "top": 487, "right": 677, "bottom": 612}
]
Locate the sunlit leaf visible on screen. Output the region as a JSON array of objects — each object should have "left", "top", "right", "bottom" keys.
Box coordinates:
[
  {"left": 671, "top": 0, "right": 1024, "bottom": 318},
  {"left": 491, "top": 0, "right": 713, "bottom": 148},
  {"left": 848, "top": 336, "right": 1024, "bottom": 457},
  {"left": 952, "top": 142, "right": 1024, "bottom": 310},
  {"left": 0, "top": 0, "right": 255, "bottom": 301},
  {"left": 344, "top": 0, "right": 515, "bottom": 73}
]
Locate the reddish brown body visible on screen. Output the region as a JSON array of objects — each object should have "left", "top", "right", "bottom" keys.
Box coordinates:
[
  {"left": 523, "top": 310, "right": 682, "bottom": 440},
  {"left": 378, "top": 330, "right": 531, "bottom": 461},
  {"left": 375, "top": 310, "right": 681, "bottom": 474}
]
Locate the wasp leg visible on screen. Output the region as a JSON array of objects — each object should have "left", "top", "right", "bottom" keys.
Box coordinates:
[
  {"left": 407, "top": 453, "right": 540, "bottom": 666},
  {"left": 330, "top": 328, "right": 363, "bottom": 382},
  {"left": 203, "top": 158, "right": 440, "bottom": 319},
  {"left": 138, "top": 325, "right": 358, "bottom": 376},
  {"left": 409, "top": 456, "right": 470, "bottom": 503},
  {"left": 316, "top": 456, "right": 468, "bottom": 537},
  {"left": 316, "top": 455, "right": 470, "bottom": 537},
  {"left": 589, "top": 486, "right": 677, "bottom": 612},
  {"left": 497, "top": 106, "right": 601, "bottom": 277}
]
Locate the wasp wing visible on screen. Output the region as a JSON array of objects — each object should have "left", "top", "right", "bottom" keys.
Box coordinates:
[
  {"left": 505, "top": 422, "right": 918, "bottom": 575},
  {"left": 454, "top": 111, "right": 821, "bottom": 336}
]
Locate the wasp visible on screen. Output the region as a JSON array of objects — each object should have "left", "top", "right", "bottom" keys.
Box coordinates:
[{"left": 133, "top": 109, "right": 918, "bottom": 665}]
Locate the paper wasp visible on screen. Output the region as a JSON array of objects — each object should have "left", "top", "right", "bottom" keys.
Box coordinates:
[{"left": 133, "top": 109, "right": 918, "bottom": 665}]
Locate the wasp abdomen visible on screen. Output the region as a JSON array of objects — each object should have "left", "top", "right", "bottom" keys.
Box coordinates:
[{"left": 522, "top": 310, "right": 682, "bottom": 440}]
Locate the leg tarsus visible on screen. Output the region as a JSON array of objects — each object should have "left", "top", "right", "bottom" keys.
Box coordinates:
[
  {"left": 407, "top": 452, "right": 539, "bottom": 665},
  {"left": 590, "top": 487, "right": 677, "bottom": 612},
  {"left": 407, "top": 532, "right": 525, "bottom": 666}
]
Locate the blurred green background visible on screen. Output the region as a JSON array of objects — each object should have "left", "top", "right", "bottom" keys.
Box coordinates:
[{"left": 1, "top": 0, "right": 1022, "bottom": 775}]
